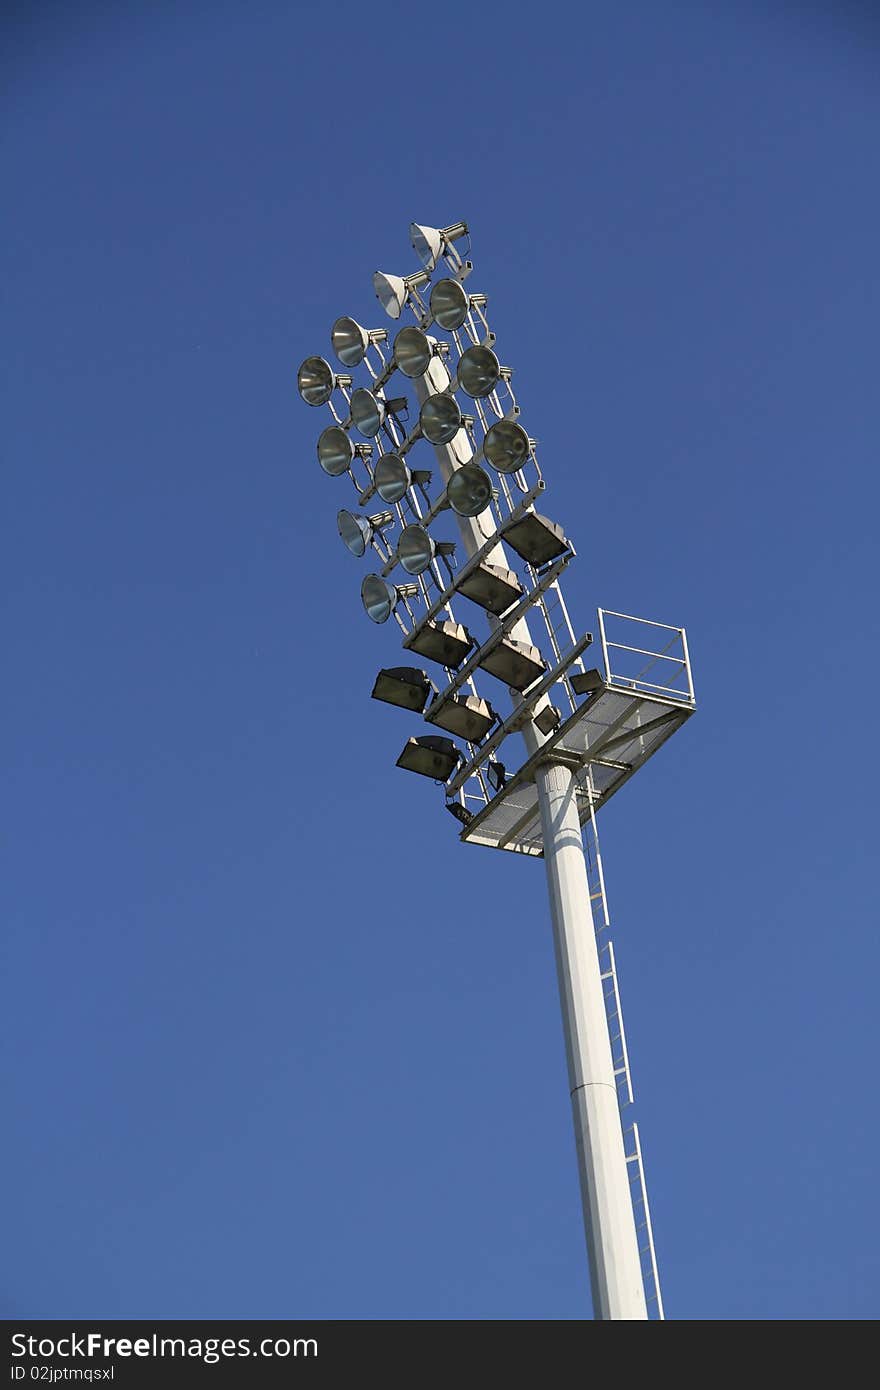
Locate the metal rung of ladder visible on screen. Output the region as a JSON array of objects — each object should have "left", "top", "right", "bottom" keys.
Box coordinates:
[
  {"left": 530, "top": 580, "right": 588, "bottom": 717},
  {"left": 581, "top": 781, "right": 664, "bottom": 1318},
  {"left": 583, "top": 814, "right": 610, "bottom": 931},
  {"left": 598, "top": 940, "right": 634, "bottom": 1107},
  {"left": 624, "top": 1123, "right": 665, "bottom": 1320}
]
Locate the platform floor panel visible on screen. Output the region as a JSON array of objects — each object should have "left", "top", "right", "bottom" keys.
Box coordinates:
[{"left": 461, "top": 685, "right": 693, "bottom": 855}]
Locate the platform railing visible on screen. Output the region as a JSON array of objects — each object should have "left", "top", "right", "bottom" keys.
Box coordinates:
[{"left": 598, "top": 609, "right": 695, "bottom": 705}]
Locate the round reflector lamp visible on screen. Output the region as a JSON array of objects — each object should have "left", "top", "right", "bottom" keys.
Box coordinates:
[
  {"left": 398, "top": 524, "right": 436, "bottom": 576},
  {"left": 331, "top": 316, "right": 369, "bottom": 367},
  {"left": 375, "top": 453, "right": 411, "bottom": 503},
  {"left": 458, "top": 345, "right": 500, "bottom": 399},
  {"left": 420, "top": 393, "right": 462, "bottom": 445},
  {"left": 338, "top": 509, "right": 372, "bottom": 557},
  {"left": 297, "top": 355, "right": 335, "bottom": 406},
  {"left": 316, "top": 425, "right": 353, "bottom": 477},
  {"left": 351, "top": 387, "right": 385, "bottom": 438},
  {"left": 394, "top": 326, "right": 432, "bottom": 379},
  {"left": 430, "top": 279, "right": 469, "bottom": 331},
  {"left": 361, "top": 574, "right": 397, "bottom": 624},
  {"left": 448, "top": 463, "right": 493, "bottom": 518},
  {"left": 373, "top": 271, "right": 405, "bottom": 319},
  {"left": 372, "top": 269, "right": 433, "bottom": 320},
  {"left": 483, "top": 419, "right": 531, "bottom": 474},
  {"left": 410, "top": 224, "right": 443, "bottom": 271}
]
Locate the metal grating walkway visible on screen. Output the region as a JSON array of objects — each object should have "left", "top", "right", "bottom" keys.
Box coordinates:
[{"left": 460, "top": 684, "right": 694, "bottom": 855}]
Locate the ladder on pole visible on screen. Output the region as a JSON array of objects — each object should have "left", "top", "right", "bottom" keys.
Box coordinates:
[{"left": 582, "top": 780, "right": 666, "bottom": 1320}]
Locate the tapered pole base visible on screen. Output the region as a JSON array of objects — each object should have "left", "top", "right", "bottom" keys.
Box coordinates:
[{"left": 536, "top": 759, "right": 647, "bottom": 1320}]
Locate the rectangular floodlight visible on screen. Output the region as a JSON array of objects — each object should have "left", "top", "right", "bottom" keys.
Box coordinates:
[
  {"left": 486, "top": 760, "right": 506, "bottom": 793},
  {"left": 407, "top": 619, "right": 474, "bottom": 668},
  {"left": 570, "top": 667, "right": 605, "bottom": 696},
  {"left": 396, "top": 735, "right": 461, "bottom": 781},
  {"left": 426, "top": 693, "right": 497, "bottom": 742},
  {"left": 455, "top": 562, "right": 523, "bottom": 615},
  {"left": 534, "top": 702, "right": 562, "bottom": 734},
  {"left": 371, "top": 666, "right": 433, "bottom": 711},
  {"left": 478, "top": 636, "right": 546, "bottom": 690},
  {"left": 501, "top": 513, "right": 570, "bottom": 568}
]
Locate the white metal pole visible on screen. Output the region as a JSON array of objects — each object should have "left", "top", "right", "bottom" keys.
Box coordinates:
[
  {"left": 411, "top": 362, "right": 552, "bottom": 753},
  {"left": 535, "top": 759, "right": 647, "bottom": 1319},
  {"left": 413, "top": 363, "right": 647, "bottom": 1319}
]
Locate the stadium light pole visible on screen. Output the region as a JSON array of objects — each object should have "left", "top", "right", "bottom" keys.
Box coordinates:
[
  {"left": 406, "top": 370, "right": 646, "bottom": 1318},
  {"left": 297, "top": 221, "right": 696, "bottom": 1319}
]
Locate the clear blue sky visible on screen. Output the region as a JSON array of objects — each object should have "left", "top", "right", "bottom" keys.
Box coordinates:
[{"left": 4, "top": 1, "right": 878, "bottom": 1320}]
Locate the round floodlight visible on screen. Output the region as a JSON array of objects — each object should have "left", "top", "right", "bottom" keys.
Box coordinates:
[
  {"left": 394, "top": 326, "right": 432, "bottom": 379},
  {"left": 398, "top": 524, "right": 436, "bottom": 576},
  {"left": 458, "top": 345, "right": 500, "bottom": 399},
  {"left": 338, "top": 509, "right": 372, "bottom": 557},
  {"left": 331, "top": 316, "right": 369, "bottom": 368},
  {"left": 373, "top": 271, "right": 407, "bottom": 320},
  {"left": 297, "top": 355, "right": 335, "bottom": 406},
  {"left": 420, "top": 393, "right": 462, "bottom": 445},
  {"left": 351, "top": 387, "right": 385, "bottom": 438},
  {"left": 316, "top": 425, "right": 353, "bottom": 477},
  {"left": 410, "top": 223, "right": 443, "bottom": 271},
  {"left": 375, "top": 453, "right": 411, "bottom": 504},
  {"left": 483, "top": 420, "right": 531, "bottom": 474},
  {"left": 361, "top": 574, "right": 398, "bottom": 624},
  {"left": 374, "top": 268, "right": 429, "bottom": 320},
  {"left": 430, "top": 279, "right": 469, "bottom": 331},
  {"left": 448, "top": 463, "right": 493, "bottom": 518}
]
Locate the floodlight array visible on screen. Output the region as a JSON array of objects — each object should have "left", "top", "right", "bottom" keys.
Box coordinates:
[
  {"left": 297, "top": 220, "right": 597, "bottom": 819},
  {"left": 296, "top": 223, "right": 695, "bottom": 1325}
]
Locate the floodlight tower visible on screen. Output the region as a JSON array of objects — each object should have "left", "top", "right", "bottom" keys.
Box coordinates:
[{"left": 296, "top": 221, "right": 695, "bottom": 1320}]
